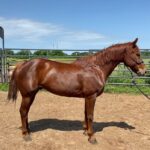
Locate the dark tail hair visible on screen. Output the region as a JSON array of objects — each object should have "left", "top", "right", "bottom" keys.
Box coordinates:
[{"left": 7, "top": 69, "right": 18, "bottom": 102}]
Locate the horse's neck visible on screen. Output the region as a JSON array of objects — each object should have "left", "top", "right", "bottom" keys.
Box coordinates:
[
  {"left": 101, "top": 61, "right": 119, "bottom": 80},
  {"left": 97, "top": 48, "right": 125, "bottom": 80}
]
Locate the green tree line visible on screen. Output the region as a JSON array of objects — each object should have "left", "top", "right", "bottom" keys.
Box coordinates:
[
  {"left": 5, "top": 49, "right": 92, "bottom": 56},
  {"left": 5, "top": 49, "right": 150, "bottom": 57}
]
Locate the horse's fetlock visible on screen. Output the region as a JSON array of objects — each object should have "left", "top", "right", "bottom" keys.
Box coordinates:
[{"left": 87, "top": 114, "right": 93, "bottom": 121}]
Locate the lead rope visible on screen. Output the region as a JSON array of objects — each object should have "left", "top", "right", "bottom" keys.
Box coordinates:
[{"left": 127, "top": 67, "right": 150, "bottom": 100}]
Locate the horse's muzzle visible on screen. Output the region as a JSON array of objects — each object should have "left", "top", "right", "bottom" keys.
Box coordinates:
[{"left": 137, "top": 65, "right": 147, "bottom": 76}]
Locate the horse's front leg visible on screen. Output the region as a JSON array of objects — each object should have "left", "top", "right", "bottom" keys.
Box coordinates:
[
  {"left": 83, "top": 100, "right": 88, "bottom": 136},
  {"left": 85, "top": 95, "right": 97, "bottom": 144}
]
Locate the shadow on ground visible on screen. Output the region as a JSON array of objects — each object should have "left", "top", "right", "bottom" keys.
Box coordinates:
[{"left": 29, "top": 118, "right": 135, "bottom": 133}]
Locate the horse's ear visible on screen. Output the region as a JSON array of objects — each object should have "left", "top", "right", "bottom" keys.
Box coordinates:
[{"left": 132, "top": 38, "right": 138, "bottom": 45}]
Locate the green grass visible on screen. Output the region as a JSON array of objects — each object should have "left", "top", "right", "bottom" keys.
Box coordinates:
[
  {"left": 7, "top": 57, "right": 76, "bottom": 65},
  {"left": 0, "top": 83, "right": 9, "bottom": 91},
  {"left": 143, "top": 58, "right": 150, "bottom": 63},
  {"left": 50, "top": 58, "right": 76, "bottom": 63},
  {"left": 104, "top": 85, "right": 150, "bottom": 95}
]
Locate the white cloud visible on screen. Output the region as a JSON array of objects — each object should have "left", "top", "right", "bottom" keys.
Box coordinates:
[
  {"left": 0, "top": 17, "right": 62, "bottom": 42},
  {"left": 62, "top": 31, "right": 104, "bottom": 41},
  {"left": 0, "top": 17, "right": 109, "bottom": 49}
]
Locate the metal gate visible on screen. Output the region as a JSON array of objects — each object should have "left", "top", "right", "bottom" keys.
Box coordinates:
[{"left": 0, "top": 26, "right": 8, "bottom": 83}]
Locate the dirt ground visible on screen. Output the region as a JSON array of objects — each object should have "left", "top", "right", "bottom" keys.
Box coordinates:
[{"left": 0, "top": 91, "right": 150, "bottom": 150}]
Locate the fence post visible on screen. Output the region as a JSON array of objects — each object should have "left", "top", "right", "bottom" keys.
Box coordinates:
[{"left": 0, "top": 26, "right": 7, "bottom": 83}]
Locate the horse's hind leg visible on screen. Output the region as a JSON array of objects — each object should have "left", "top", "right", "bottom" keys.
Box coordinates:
[{"left": 20, "top": 92, "right": 36, "bottom": 141}]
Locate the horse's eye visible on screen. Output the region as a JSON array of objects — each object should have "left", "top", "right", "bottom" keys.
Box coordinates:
[{"left": 136, "top": 54, "right": 140, "bottom": 57}]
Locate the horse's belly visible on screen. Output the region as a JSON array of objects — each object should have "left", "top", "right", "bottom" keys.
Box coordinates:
[
  {"left": 43, "top": 77, "right": 103, "bottom": 98},
  {"left": 43, "top": 78, "right": 84, "bottom": 97},
  {"left": 42, "top": 70, "right": 104, "bottom": 98},
  {"left": 45, "top": 86, "right": 84, "bottom": 97}
]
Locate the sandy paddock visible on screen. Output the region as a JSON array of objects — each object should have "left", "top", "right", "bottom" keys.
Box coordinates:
[{"left": 0, "top": 91, "right": 150, "bottom": 150}]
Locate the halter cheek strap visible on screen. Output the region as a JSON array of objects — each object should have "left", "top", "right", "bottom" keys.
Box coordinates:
[{"left": 127, "top": 55, "right": 143, "bottom": 66}]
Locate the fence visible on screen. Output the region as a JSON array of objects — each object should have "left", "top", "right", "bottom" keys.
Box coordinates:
[
  {"left": 1, "top": 48, "right": 150, "bottom": 86},
  {"left": 0, "top": 27, "right": 8, "bottom": 83}
]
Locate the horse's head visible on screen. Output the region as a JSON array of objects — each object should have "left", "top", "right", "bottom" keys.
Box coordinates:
[{"left": 124, "top": 38, "right": 146, "bottom": 76}]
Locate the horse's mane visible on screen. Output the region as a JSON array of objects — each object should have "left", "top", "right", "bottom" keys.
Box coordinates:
[{"left": 73, "top": 42, "right": 131, "bottom": 67}]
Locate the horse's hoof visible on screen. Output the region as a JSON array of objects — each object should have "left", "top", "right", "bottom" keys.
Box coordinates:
[
  {"left": 83, "top": 130, "right": 88, "bottom": 136},
  {"left": 88, "top": 137, "right": 98, "bottom": 144},
  {"left": 23, "top": 134, "right": 32, "bottom": 142},
  {"left": 18, "top": 126, "right": 22, "bottom": 130}
]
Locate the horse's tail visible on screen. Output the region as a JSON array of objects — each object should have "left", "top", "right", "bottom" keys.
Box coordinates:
[{"left": 7, "top": 68, "right": 18, "bottom": 102}]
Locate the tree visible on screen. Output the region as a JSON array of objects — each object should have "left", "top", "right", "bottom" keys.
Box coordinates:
[
  {"left": 16, "top": 50, "right": 32, "bottom": 55},
  {"left": 15, "top": 50, "right": 32, "bottom": 59},
  {"left": 6, "top": 49, "right": 14, "bottom": 55},
  {"left": 34, "top": 50, "right": 67, "bottom": 56},
  {"left": 34, "top": 50, "right": 47, "bottom": 56},
  {"left": 141, "top": 51, "right": 150, "bottom": 58},
  {"left": 49, "top": 50, "right": 67, "bottom": 56},
  {"left": 71, "top": 51, "right": 89, "bottom": 56}
]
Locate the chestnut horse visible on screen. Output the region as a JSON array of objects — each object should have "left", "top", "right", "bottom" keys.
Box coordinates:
[{"left": 8, "top": 38, "right": 146, "bottom": 144}]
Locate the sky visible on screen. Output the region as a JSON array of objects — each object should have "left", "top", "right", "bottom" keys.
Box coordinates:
[{"left": 0, "top": 0, "right": 150, "bottom": 49}]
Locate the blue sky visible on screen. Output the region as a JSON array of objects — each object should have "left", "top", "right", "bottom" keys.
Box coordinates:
[{"left": 0, "top": 0, "right": 150, "bottom": 49}]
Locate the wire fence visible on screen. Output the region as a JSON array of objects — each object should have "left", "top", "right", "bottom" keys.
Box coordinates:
[{"left": 0, "top": 48, "right": 150, "bottom": 86}]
